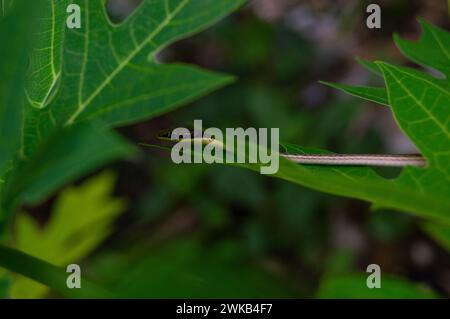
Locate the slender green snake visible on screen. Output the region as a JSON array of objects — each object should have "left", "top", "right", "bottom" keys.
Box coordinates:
[{"left": 157, "top": 130, "right": 426, "bottom": 167}]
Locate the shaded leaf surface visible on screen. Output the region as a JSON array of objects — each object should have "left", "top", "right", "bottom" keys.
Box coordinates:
[
  {"left": 0, "top": 0, "right": 244, "bottom": 228},
  {"left": 318, "top": 273, "right": 438, "bottom": 299},
  {"left": 90, "top": 240, "right": 295, "bottom": 298},
  {"left": 0, "top": 0, "right": 37, "bottom": 176}
]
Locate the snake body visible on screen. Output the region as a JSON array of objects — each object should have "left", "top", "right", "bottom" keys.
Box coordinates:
[{"left": 281, "top": 153, "right": 426, "bottom": 167}]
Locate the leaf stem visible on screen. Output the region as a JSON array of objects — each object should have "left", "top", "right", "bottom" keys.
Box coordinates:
[{"left": 0, "top": 244, "right": 114, "bottom": 298}]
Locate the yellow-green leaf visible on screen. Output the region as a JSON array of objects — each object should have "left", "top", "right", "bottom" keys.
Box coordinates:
[{"left": 10, "top": 171, "right": 126, "bottom": 298}]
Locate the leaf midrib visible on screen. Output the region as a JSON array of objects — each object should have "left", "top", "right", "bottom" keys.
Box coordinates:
[
  {"left": 65, "top": 0, "right": 190, "bottom": 126},
  {"left": 81, "top": 78, "right": 224, "bottom": 121},
  {"left": 380, "top": 63, "right": 450, "bottom": 140},
  {"left": 1, "top": 0, "right": 7, "bottom": 17},
  {"left": 427, "top": 23, "right": 450, "bottom": 60},
  {"left": 50, "top": 0, "right": 57, "bottom": 78},
  {"left": 24, "top": 0, "right": 61, "bottom": 109}
]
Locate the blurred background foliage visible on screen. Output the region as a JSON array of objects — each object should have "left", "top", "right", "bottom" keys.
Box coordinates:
[{"left": 4, "top": 0, "right": 450, "bottom": 298}]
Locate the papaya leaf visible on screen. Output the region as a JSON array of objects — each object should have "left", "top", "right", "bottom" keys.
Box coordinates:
[
  {"left": 0, "top": 0, "right": 37, "bottom": 177},
  {"left": 0, "top": 0, "right": 245, "bottom": 229},
  {"left": 3, "top": 124, "right": 133, "bottom": 210},
  {"left": 320, "top": 81, "right": 389, "bottom": 106},
  {"left": 25, "top": 0, "right": 69, "bottom": 109},
  {"left": 241, "top": 143, "right": 449, "bottom": 224},
  {"left": 356, "top": 57, "right": 382, "bottom": 77},
  {"left": 320, "top": 58, "right": 387, "bottom": 106},
  {"left": 394, "top": 19, "right": 450, "bottom": 78},
  {"left": 22, "top": 0, "right": 245, "bottom": 155}
]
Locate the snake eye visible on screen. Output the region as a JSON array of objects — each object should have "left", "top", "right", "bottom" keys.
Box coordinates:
[{"left": 157, "top": 129, "right": 174, "bottom": 140}]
